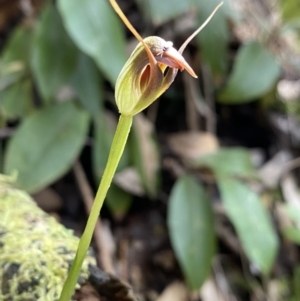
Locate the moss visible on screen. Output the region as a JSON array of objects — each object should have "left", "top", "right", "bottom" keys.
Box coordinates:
[{"left": 0, "top": 176, "right": 96, "bottom": 301}]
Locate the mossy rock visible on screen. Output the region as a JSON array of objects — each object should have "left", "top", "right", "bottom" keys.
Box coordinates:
[{"left": 0, "top": 175, "right": 136, "bottom": 301}]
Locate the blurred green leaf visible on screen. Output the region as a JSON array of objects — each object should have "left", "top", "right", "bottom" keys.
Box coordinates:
[
  {"left": 1, "top": 25, "right": 32, "bottom": 68},
  {"left": 193, "top": 147, "right": 278, "bottom": 274},
  {"left": 168, "top": 175, "right": 216, "bottom": 289},
  {"left": 130, "top": 114, "right": 160, "bottom": 198},
  {"left": 293, "top": 266, "right": 300, "bottom": 301},
  {"left": 282, "top": 227, "right": 300, "bottom": 245},
  {"left": 281, "top": 204, "right": 300, "bottom": 245},
  {"left": 192, "top": 147, "right": 256, "bottom": 178},
  {"left": 195, "top": 0, "right": 231, "bottom": 76},
  {"left": 218, "top": 178, "right": 278, "bottom": 274},
  {"left": 58, "top": 0, "right": 126, "bottom": 85},
  {"left": 0, "top": 25, "right": 32, "bottom": 90},
  {"left": 218, "top": 41, "right": 281, "bottom": 103},
  {"left": 283, "top": 203, "right": 300, "bottom": 223},
  {"left": 135, "top": 0, "right": 192, "bottom": 24},
  {"left": 31, "top": 4, "right": 79, "bottom": 100},
  {"left": 280, "top": 0, "right": 300, "bottom": 23},
  {"left": 70, "top": 53, "right": 103, "bottom": 118},
  {"left": 0, "top": 26, "right": 34, "bottom": 120},
  {"left": 4, "top": 101, "right": 89, "bottom": 193},
  {"left": 0, "top": 79, "right": 34, "bottom": 120},
  {"left": 0, "top": 140, "right": 2, "bottom": 172}
]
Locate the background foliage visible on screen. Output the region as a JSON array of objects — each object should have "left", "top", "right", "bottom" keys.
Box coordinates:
[{"left": 1, "top": 0, "right": 300, "bottom": 300}]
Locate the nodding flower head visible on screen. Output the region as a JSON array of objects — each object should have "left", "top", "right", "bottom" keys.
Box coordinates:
[
  {"left": 110, "top": 0, "right": 223, "bottom": 116},
  {"left": 115, "top": 36, "right": 197, "bottom": 116}
]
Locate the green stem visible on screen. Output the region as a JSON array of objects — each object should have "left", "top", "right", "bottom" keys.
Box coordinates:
[{"left": 59, "top": 114, "right": 133, "bottom": 301}]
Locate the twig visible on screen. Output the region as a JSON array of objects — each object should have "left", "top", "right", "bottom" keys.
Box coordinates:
[
  {"left": 183, "top": 71, "right": 199, "bottom": 131},
  {"left": 19, "top": 0, "right": 33, "bottom": 16},
  {"left": 213, "top": 257, "right": 238, "bottom": 301},
  {"left": 182, "top": 61, "right": 216, "bottom": 132},
  {"left": 201, "top": 63, "right": 216, "bottom": 134},
  {"left": 73, "top": 160, "right": 115, "bottom": 274},
  {"left": 118, "top": 238, "right": 129, "bottom": 282},
  {"left": 281, "top": 157, "right": 300, "bottom": 178}
]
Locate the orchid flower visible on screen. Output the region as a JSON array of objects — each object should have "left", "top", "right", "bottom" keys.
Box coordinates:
[
  {"left": 59, "top": 2, "right": 222, "bottom": 300},
  {"left": 111, "top": 0, "right": 223, "bottom": 116}
]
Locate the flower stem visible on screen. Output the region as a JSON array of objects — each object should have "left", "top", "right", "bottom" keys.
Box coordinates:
[{"left": 59, "top": 114, "right": 133, "bottom": 301}]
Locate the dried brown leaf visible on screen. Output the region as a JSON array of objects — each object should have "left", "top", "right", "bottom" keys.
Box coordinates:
[{"left": 167, "top": 132, "right": 219, "bottom": 163}]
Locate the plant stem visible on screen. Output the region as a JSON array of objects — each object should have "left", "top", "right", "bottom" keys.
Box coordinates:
[{"left": 59, "top": 114, "right": 133, "bottom": 301}]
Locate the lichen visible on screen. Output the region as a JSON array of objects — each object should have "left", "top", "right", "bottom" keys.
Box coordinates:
[{"left": 0, "top": 177, "right": 96, "bottom": 301}]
